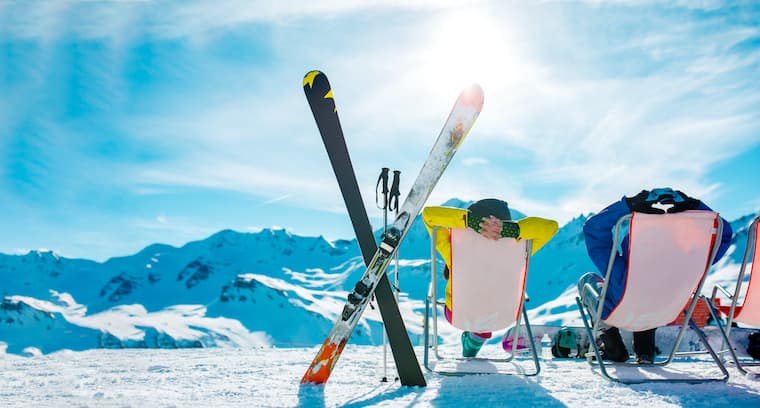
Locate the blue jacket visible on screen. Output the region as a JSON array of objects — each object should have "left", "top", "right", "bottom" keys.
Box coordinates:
[{"left": 583, "top": 197, "right": 733, "bottom": 320}]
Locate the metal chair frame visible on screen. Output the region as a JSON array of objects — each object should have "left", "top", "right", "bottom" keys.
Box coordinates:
[
  {"left": 423, "top": 226, "right": 540, "bottom": 376},
  {"left": 708, "top": 215, "right": 760, "bottom": 375},
  {"left": 576, "top": 212, "right": 731, "bottom": 384}
]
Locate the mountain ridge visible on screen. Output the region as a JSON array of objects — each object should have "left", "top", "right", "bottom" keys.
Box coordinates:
[{"left": 1, "top": 203, "right": 757, "bottom": 356}]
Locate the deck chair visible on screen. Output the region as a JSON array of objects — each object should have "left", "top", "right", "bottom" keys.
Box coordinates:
[
  {"left": 423, "top": 226, "right": 540, "bottom": 376},
  {"left": 708, "top": 215, "right": 760, "bottom": 375},
  {"left": 575, "top": 211, "right": 731, "bottom": 384}
]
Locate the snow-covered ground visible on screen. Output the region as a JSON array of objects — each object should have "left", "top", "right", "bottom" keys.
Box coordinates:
[{"left": 1, "top": 346, "right": 759, "bottom": 407}]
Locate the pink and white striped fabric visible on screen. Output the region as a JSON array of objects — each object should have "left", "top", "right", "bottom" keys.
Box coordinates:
[
  {"left": 603, "top": 211, "right": 719, "bottom": 331},
  {"left": 449, "top": 228, "right": 528, "bottom": 332}
]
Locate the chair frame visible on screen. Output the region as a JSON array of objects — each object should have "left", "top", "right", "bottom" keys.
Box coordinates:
[
  {"left": 708, "top": 215, "right": 760, "bottom": 375},
  {"left": 576, "top": 212, "right": 731, "bottom": 384},
  {"left": 423, "top": 226, "right": 540, "bottom": 376}
]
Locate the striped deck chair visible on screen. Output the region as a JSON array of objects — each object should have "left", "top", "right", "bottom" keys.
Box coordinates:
[
  {"left": 423, "top": 226, "right": 540, "bottom": 376},
  {"left": 575, "top": 211, "right": 731, "bottom": 383},
  {"left": 708, "top": 215, "right": 760, "bottom": 375}
]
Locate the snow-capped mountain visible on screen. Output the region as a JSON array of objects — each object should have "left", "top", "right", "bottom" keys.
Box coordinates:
[
  {"left": 1, "top": 200, "right": 756, "bottom": 356},
  {"left": 0, "top": 228, "right": 366, "bottom": 354}
]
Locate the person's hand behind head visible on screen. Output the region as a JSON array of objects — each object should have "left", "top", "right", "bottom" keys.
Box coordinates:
[
  {"left": 667, "top": 190, "right": 701, "bottom": 213},
  {"left": 625, "top": 190, "right": 665, "bottom": 214}
]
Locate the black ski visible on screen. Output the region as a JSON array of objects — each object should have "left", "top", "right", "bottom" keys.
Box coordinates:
[{"left": 302, "top": 70, "right": 426, "bottom": 386}]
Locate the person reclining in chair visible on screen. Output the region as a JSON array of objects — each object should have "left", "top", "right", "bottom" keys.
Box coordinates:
[
  {"left": 423, "top": 198, "right": 558, "bottom": 358},
  {"left": 577, "top": 187, "right": 732, "bottom": 364}
]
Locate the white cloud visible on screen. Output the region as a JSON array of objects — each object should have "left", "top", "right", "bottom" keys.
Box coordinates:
[
  {"left": 0, "top": 0, "right": 482, "bottom": 41},
  {"left": 2, "top": 0, "right": 758, "bottom": 259},
  {"left": 576, "top": 0, "right": 726, "bottom": 10},
  {"left": 461, "top": 157, "right": 489, "bottom": 166},
  {"left": 260, "top": 195, "right": 292, "bottom": 206}
]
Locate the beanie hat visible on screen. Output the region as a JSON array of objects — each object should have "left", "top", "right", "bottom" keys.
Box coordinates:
[{"left": 467, "top": 198, "right": 511, "bottom": 221}]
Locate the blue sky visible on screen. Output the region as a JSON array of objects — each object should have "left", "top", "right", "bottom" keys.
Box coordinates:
[{"left": 1, "top": 0, "right": 758, "bottom": 261}]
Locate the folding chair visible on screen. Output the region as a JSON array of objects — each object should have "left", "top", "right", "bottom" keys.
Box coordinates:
[
  {"left": 708, "top": 215, "right": 760, "bottom": 375},
  {"left": 423, "top": 226, "right": 540, "bottom": 376},
  {"left": 576, "top": 211, "right": 731, "bottom": 383}
]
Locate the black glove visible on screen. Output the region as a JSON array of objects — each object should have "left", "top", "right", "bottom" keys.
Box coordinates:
[
  {"left": 667, "top": 190, "right": 701, "bottom": 213},
  {"left": 467, "top": 213, "right": 484, "bottom": 232},
  {"left": 501, "top": 221, "right": 520, "bottom": 238},
  {"left": 468, "top": 213, "right": 520, "bottom": 238},
  {"left": 625, "top": 190, "right": 665, "bottom": 214}
]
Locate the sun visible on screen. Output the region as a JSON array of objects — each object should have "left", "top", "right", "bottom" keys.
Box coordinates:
[{"left": 417, "top": 10, "right": 522, "bottom": 95}]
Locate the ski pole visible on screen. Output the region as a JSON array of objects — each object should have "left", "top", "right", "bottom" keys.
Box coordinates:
[
  {"left": 389, "top": 170, "right": 400, "bottom": 215},
  {"left": 390, "top": 170, "right": 401, "bottom": 300},
  {"left": 390, "top": 170, "right": 401, "bottom": 382},
  {"left": 376, "top": 167, "right": 390, "bottom": 382},
  {"left": 376, "top": 167, "right": 389, "bottom": 213}
]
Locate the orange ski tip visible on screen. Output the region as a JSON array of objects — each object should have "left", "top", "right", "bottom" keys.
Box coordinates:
[
  {"left": 460, "top": 84, "right": 484, "bottom": 110},
  {"left": 303, "top": 70, "right": 323, "bottom": 88},
  {"left": 301, "top": 341, "right": 338, "bottom": 384},
  {"left": 301, "top": 365, "right": 330, "bottom": 384},
  {"left": 301, "top": 339, "right": 348, "bottom": 384}
]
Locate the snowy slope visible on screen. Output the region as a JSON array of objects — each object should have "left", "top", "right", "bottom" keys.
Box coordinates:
[
  {"left": 92, "top": 228, "right": 358, "bottom": 312},
  {"left": 0, "top": 201, "right": 757, "bottom": 356},
  {"left": 0, "top": 292, "right": 100, "bottom": 356},
  {"left": 0, "top": 251, "right": 102, "bottom": 301},
  {"left": 0, "top": 346, "right": 759, "bottom": 407}
]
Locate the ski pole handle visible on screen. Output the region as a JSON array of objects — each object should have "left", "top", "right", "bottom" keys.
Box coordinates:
[
  {"left": 376, "top": 167, "right": 389, "bottom": 209},
  {"left": 389, "top": 170, "right": 401, "bottom": 212}
]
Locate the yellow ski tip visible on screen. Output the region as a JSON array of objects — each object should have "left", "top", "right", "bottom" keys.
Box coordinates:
[{"left": 303, "top": 70, "right": 323, "bottom": 88}]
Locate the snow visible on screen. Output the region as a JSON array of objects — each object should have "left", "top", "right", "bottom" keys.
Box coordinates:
[
  {"left": 1, "top": 209, "right": 758, "bottom": 406},
  {"left": 0, "top": 346, "right": 759, "bottom": 407}
]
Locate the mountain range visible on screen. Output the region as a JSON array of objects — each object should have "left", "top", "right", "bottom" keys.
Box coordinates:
[{"left": 1, "top": 200, "right": 755, "bottom": 356}]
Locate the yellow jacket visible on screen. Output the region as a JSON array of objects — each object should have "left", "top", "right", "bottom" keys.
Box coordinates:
[{"left": 422, "top": 206, "right": 559, "bottom": 310}]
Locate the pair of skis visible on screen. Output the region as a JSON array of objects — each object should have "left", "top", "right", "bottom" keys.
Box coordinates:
[{"left": 301, "top": 70, "right": 484, "bottom": 386}]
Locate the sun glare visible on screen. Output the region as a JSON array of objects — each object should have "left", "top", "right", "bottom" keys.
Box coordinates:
[{"left": 419, "top": 11, "right": 519, "bottom": 95}]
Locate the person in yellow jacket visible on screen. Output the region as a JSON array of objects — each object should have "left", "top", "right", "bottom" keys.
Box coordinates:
[{"left": 423, "top": 198, "right": 558, "bottom": 357}]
